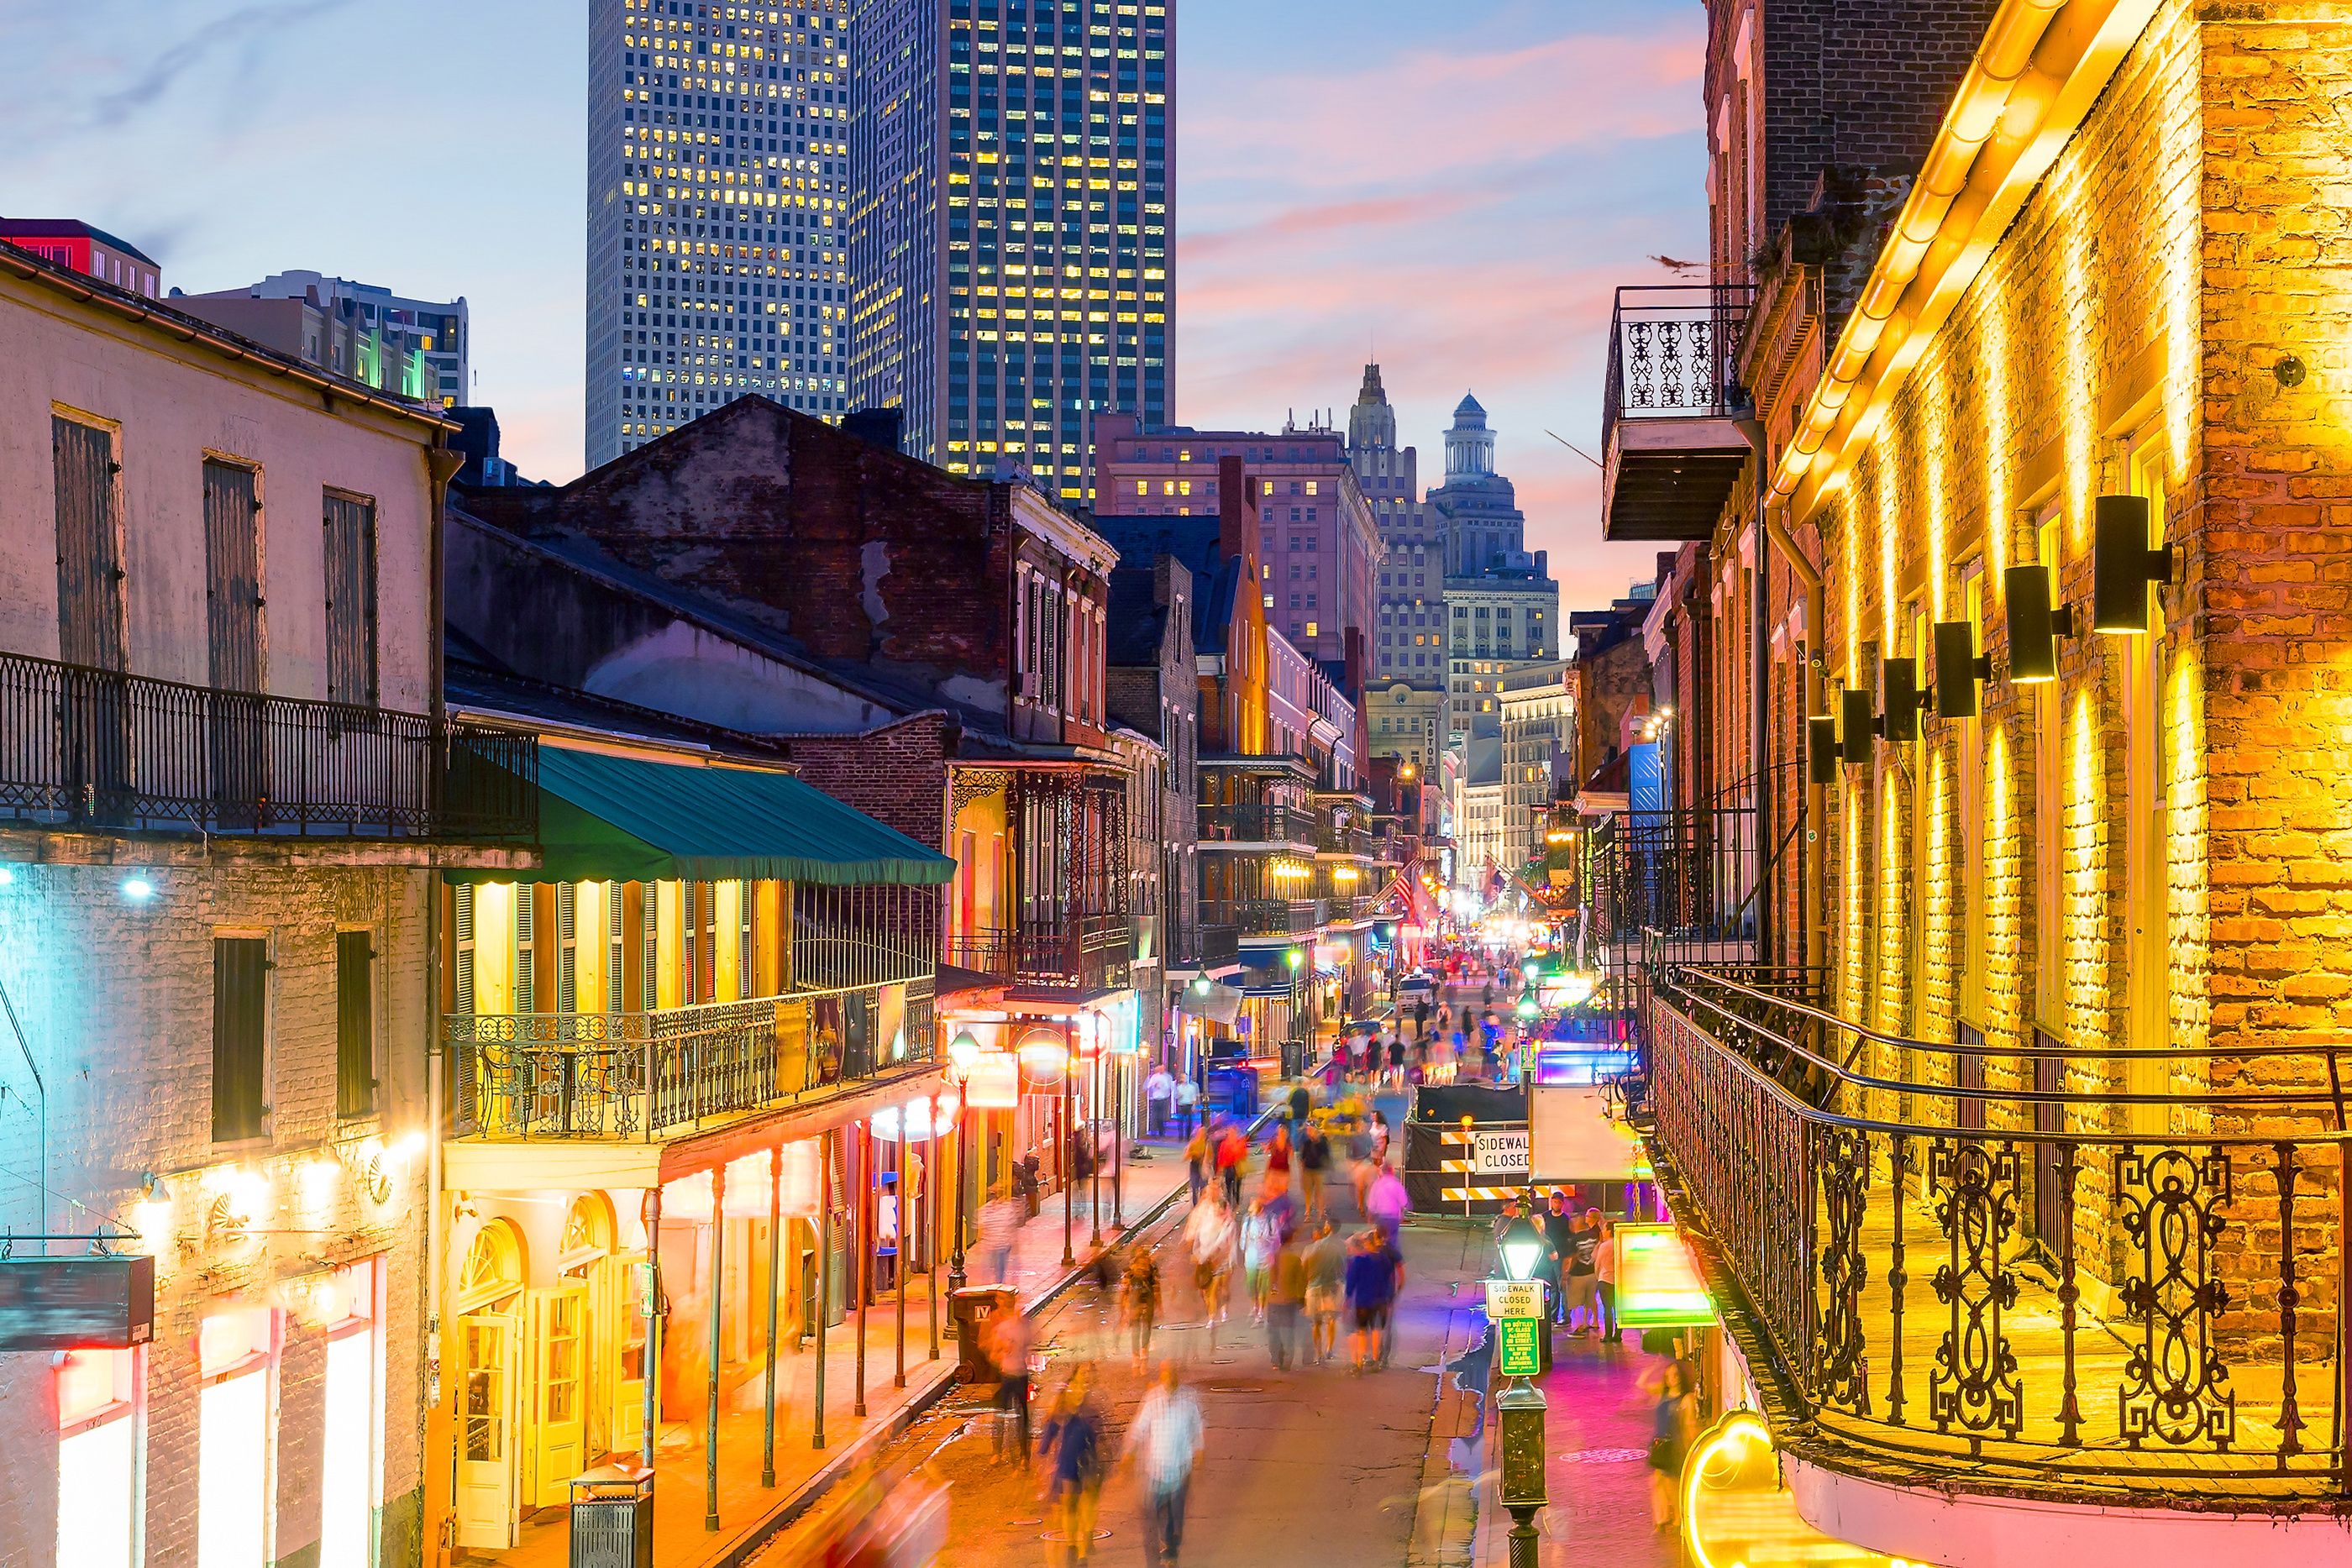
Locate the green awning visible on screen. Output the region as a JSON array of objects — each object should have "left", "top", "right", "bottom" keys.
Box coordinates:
[{"left": 463, "top": 747, "right": 953, "bottom": 887}]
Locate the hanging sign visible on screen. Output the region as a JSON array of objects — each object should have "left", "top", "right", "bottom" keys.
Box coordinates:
[
  {"left": 0, "top": 1256, "right": 154, "bottom": 1350},
  {"left": 965, "top": 1052, "right": 1021, "bottom": 1110}
]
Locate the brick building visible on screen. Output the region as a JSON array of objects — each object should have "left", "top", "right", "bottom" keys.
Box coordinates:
[
  {"left": 0, "top": 241, "right": 534, "bottom": 1567},
  {"left": 1590, "top": 2, "right": 2352, "bottom": 1560}
]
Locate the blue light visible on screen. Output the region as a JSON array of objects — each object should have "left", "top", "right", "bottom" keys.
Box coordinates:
[
  {"left": 122, "top": 877, "right": 155, "bottom": 902},
  {"left": 0, "top": 867, "right": 13, "bottom": 886}
]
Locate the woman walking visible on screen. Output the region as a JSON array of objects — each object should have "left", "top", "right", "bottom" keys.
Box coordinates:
[{"left": 1646, "top": 1359, "right": 1699, "bottom": 1531}]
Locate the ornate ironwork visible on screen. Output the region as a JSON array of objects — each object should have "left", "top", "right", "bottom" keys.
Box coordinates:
[
  {"left": 2275, "top": 1141, "right": 2304, "bottom": 1460},
  {"left": 1886, "top": 1133, "right": 1910, "bottom": 1427},
  {"left": 1927, "top": 1138, "right": 2024, "bottom": 1445},
  {"left": 1814, "top": 1125, "right": 1871, "bottom": 1413},
  {"left": 2115, "top": 1146, "right": 2235, "bottom": 1450},
  {"left": 948, "top": 767, "right": 1011, "bottom": 814},
  {"left": 2055, "top": 1141, "right": 2083, "bottom": 1447}
]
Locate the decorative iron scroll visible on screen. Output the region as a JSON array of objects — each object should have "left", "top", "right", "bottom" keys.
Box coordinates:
[
  {"left": 2115, "top": 1146, "right": 2235, "bottom": 1450},
  {"left": 1927, "top": 1138, "right": 2023, "bottom": 1445}
]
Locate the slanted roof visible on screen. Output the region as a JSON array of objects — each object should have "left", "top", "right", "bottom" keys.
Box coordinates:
[
  {"left": 1106, "top": 567, "right": 1168, "bottom": 666},
  {"left": 452, "top": 744, "right": 953, "bottom": 887}
]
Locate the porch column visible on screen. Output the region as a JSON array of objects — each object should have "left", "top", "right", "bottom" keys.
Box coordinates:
[
  {"left": 640, "top": 1186, "right": 664, "bottom": 1471},
  {"left": 927, "top": 1094, "right": 942, "bottom": 1361},
  {"left": 1089, "top": 1040, "right": 1104, "bottom": 1248},
  {"left": 854, "top": 1118, "right": 869, "bottom": 1418},
  {"left": 895, "top": 1104, "right": 909, "bottom": 1389},
  {"left": 1061, "top": 1036, "right": 1076, "bottom": 1266},
  {"left": 705, "top": 1166, "right": 725, "bottom": 1532},
  {"left": 1112, "top": 1049, "right": 1124, "bottom": 1225},
  {"left": 761, "top": 1142, "right": 781, "bottom": 1487},
  {"left": 812, "top": 1129, "right": 830, "bottom": 1450}
]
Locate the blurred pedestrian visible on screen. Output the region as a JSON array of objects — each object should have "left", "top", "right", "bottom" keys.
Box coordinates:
[
  {"left": 1183, "top": 1190, "right": 1236, "bottom": 1329},
  {"left": 1365, "top": 1161, "right": 1409, "bottom": 1247},
  {"left": 1303, "top": 1218, "right": 1345, "bottom": 1364},
  {"left": 1123, "top": 1245, "right": 1163, "bottom": 1367},
  {"left": 1267, "top": 1235, "right": 1308, "bottom": 1370},
  {"left": 1296, "top": 1116, "right": 1330, "bottom": 1221},
  {"left": 1174, "top": 1073, "right": 1200, "bottom": 1137},
  {"left": 1039, "top": 1368, "right": 1106, "bottom": 1565},
  {"left": 1646, "top": 1358, "right": 1699, "bottom": 1531},
  {"left": 1564, "top": 1207, "right": 1603, "bottom": 1335},
  {"left": 1126, "top": 1362, "right": 1205, "bottom": 1568},
  {"left": 1184, "top": 1124, "right": 1210, "bottom": 1206},
  {"left": 987, "top": 1301, "right": 1035, "bottom": 1463},
  {"left": 1215, "top": 1120, "right": 1247, "bottom": 1208},
  {"left": 1342, "top": 1230, "right": 1396, "bottom": 1373},
  {"left": 1540, "top": 1190, "right": 1575, "bottom": 1325},
  {"left": 1146, "top": 1062, "right": 1175, "bottom": 1139},
  {"left": 1240, "top": 1198, "right": 1278, "bottom": 1324},
  {"left": 1593, "top": 1212, "right": 1620, "bottom": 1344}
]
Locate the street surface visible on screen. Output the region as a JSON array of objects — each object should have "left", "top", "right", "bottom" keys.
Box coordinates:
[{"left": 758, "top": 978, "right": 1683, "bottom": 1568}]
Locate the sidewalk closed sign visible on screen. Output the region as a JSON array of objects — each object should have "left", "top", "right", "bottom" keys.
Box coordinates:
[
  {"left": 1484, "top": 1278, "right": 1545, "bottom": 1322},
  {"left": 1472, "top": 1129, "right": 1530, "bottom": 1175}
]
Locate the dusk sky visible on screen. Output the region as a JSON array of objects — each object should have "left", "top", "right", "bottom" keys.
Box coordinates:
[{"left": 5, "top": 0, "right": 1705, "bottom": 611}]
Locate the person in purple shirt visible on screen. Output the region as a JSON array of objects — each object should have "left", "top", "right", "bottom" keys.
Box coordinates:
[{"left": 1343, "top": 1229, "right": 1404, "bottom": 1371}]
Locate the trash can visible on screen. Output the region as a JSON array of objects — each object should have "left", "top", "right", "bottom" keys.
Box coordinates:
[
  {"left": 950, "top": 1284, "right": 1019, "bottom": 1380},
  {"left": 1278, "top": 1039, "right": 1305, "bottom": 1079},
  {"left": 1205, "top": 1062, "right": 1258, "bottom": 1121},
  {"left": 569, "top": 1466, "right": 653, "bottom": 1568}
]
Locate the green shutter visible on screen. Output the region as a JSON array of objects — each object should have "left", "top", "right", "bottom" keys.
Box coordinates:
[
  {"left": 212, "top": 937, "right": 270, "bottom": 1142},
  {"left": 335, "top": 930, "right": 376, "bottom": 1119}
]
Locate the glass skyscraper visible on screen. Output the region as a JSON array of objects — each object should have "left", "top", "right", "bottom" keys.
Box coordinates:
[
  {"left": 849, "top": 0, "right": 1171, "bottom": 500},
  {"left": 587, "top": 0, "right": 858, "bottom": 467}
]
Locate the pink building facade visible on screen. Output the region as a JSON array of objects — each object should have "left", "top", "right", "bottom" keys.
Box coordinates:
[{"left": 1089, "top": 412, "right": 1380, "bottom": 668}]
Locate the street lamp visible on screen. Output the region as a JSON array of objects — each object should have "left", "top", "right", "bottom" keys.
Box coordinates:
[
  {"left": 945, "top": 1030, "right": 979, "bottom": 1301},
  {"left": 1494, "top": 1213, "right": 1550, "bottom": 1568},
  {"left": 1286, "top": 946, "right": 1305, "bottom": 1070}
]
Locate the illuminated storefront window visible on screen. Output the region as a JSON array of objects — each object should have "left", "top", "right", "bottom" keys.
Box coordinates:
[
  {"left": 56, "top": 1345, "right": 142, "bottom": 1567},
  {"left": 198, "top": 1306, "right": 279, "bottom": 1568}
]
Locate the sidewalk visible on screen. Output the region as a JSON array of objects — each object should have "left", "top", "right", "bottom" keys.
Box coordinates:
[
  {"left": 1468, "top": 1331, "right": 1682, "bottom": 1568},
  {"left": 466, "top": 1142, "right": 1194, "bottom": 1568}
]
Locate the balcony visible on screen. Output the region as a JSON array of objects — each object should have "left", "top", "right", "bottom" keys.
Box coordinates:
[
  {"left": 445, "top": 978, "right": 937, "bottom": 1142},
  {"left": 0, "top": 650, "right": 537, "bottom": 840},
  {"left": 1600, "top": 285, "right": 1755, "bottom": 543},
  {"left": 1197, "top": 802, "right": 1316, "bottom": 847},
  {"left": 1638, "top": 964, "right": 2349, "bottom": 1507},
  {"left": 1315, "top": 820, "right": 1373, "bottom": 859},
  {"left": 944, "top": 914, "right": 1132, "bottom": 995},
  {"left": 1200, "top": 897, "right": 1323, "bottom": 939},
  {"left": 1195, "top": 923, "right": 1240, "bottom": 971}
]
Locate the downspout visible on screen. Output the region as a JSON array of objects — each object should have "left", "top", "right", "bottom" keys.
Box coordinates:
[
  {"left": 424, "top": 436, "right": 464, "bottom": 1563},
  {"left": 1736, "top": 418, "right": 1772, "bottom": 965}
]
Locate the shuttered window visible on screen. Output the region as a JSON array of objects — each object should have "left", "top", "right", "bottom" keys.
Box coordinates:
[
  {"left": 202, "top": 460, "right": 265, "bottom": 694},
  {"left": 514, "top": 889, "right": 537, "bottom": 1014},
  {"left": 608, "top": 885, "right": 627, "bottom": 1012},
  {"left": 555, "top": 884, "right": 577, "bottom": 1016},
  {"left": 335, "top": 931, "right": 376, "bottom": 1119},
  {"left": 212, "top": 937, "right": 270, "bottom": 1143},
  {"left": 51, "top": 417, "right": 127, "bottom": 672},
  {"left": 321, "top": 491, "right": 379, "bottom": 709},
  {"left": 641, "top": 886, "right": 658, "bottom": 1011},
  {"left": 453, "top": 884, "right": 477, "bottom": 1013},
  {"left": 738, "top": 885, "right": 754, "bottom": 1000}
]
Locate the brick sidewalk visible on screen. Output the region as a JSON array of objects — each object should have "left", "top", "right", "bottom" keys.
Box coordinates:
[{"left": 1471, "top": 1332, "right": 1683, "bottom": 1568}]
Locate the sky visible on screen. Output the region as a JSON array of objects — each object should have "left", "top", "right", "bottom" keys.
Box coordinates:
[{"left": 3, "top": 0, "right": 1705, "bottom": 613}]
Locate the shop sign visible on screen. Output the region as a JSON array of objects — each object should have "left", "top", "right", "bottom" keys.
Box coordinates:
[
  {"left": 965, "top": 1052, "right": 1021, "bottom": 1109},
  {"left": 1614, "top": 1223, "right": 1714, "bottom": 1327}
]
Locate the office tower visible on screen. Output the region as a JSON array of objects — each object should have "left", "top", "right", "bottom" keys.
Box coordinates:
[
  {"left": 1430, "top": 394, "right": 1557, "bottom": 747},
  {"left": 176, "top": 270, "right": 465, "bottom": 405},
  {"left": 1346, "top": 363, "right": 1443, "bottom": 770},
  {"left": 1090, "top": 411, "right": 1376, "bottom": 666},
  {"left": 851, "top": 0, "right": 1173, "bottom": 500},
  {"left": 589, "top": 0, "right": 857, "bottom": 467}
]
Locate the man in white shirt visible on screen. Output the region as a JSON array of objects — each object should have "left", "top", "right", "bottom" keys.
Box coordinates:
[
  {"left": 1125, "top": 1361, "right": 1205, "bottom": 1566},
  {"left": 1145, "top": 1062, "right": 1176, "bottom": 1137},
  {"left": 1173, "top": 1074, "right": 1201, "bottom": 1138}
]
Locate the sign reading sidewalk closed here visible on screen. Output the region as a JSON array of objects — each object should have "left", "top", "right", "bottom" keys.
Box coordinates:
[{"left": 1472, "top": 1129, "right": 1530, "bottom": 1176}]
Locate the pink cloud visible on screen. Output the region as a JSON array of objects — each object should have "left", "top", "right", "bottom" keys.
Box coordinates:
[
  {"left": 1182, "top": 190, "right": 1489, "bottom": 262},
  {"left": 1184, "top": 25, "right": 1707, "bottom": 191}
]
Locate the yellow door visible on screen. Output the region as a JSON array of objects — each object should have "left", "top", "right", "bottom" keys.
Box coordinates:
[
  {"left": 591, "top": 1251, "right": 648, "bottom": 1459},
  {"left": 455, "top": 1312, "right": 521, "bottom": 1550},
  {"left": 528, "top": 1285, "right": 589, "bottom": 1508}
]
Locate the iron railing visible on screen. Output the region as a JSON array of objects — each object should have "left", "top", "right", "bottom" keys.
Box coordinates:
[
  {"left": 1197, "top": 803, "right": 1316, "bottom": 844},
  {"left": 0, "top": 649, "right": 537, "bottom": 839},
  {"left": 1195, "top": 923, "right": 1240, "bottom": 970},
  {"left": 947, "top": 915, "right": 1132, "bottom": 992},
  {"left": 790, "top": 883, "right": 941, "bottom": 991},
  {"left": 1641, "top": 964, "right": 2352, "bottom": 1500},
  {"left": 446, "top": 976, "right": 937, "bottom": 1140},
  {"left": 1601, "top": 284, "right": 1753, "bottom": 458},
  {"left": 1200, "top": 897, "right": 1323, "bottom": 936},
  {"left": 1317, "top": 822, "right": 1373, "bottom": 858}
]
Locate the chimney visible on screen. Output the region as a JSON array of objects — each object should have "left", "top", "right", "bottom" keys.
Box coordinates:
[
  {"left": 1219, "top": 454, "right": 1254, "bottom": 575},
  {"left": 842, "top": 406, "right": 905, "bottom": 454}
]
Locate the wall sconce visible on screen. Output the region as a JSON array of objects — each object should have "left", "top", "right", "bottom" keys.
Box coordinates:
[
  {"left": 2092, "top": 494, "right": 2176, "bottom": 635},
  {"left": 2003, "top": 560, "right": 2075, "bottom": 684},
  {"left": 1877, "top": 657, "right": 1931, "bottom": 743},
  {"left": 1933, "top": 621, "right": 1992, "bottom": 718},
  {"left": 1807, "top": 715, "right": 1840, "bottom": 784},
  {"left": 1840, "top": 688, "right": 1876, "bottom": 765}
]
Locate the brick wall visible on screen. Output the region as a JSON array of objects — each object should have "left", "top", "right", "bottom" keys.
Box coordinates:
[
  {"left": 0, "top": 853, "right": 431, "bottom": 1568},
  {"left": 777, "top": 711, "right": 956, "bottom": 850}
]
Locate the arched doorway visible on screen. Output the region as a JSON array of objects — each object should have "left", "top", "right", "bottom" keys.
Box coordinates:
[
  {"left": 556, "top": 1192, "right": 647, "bottom": 1467},
  {"left": 454, "top": 1219, "right": 525, "bottom": 1550}
]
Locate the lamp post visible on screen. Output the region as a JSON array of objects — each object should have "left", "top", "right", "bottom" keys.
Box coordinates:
[
  {"left": 1061, "top": 1033, "right": 1076, "bottom": 1266},
  {"left": 1495, "top": 1210, "right": 1550, "bottom": 1568},
  {"left": 946, "top": 1030, "right": 979, "bottom": 1305},
  {"left": 1286, "top": 945, "right": 1305, "bottom": 1072}
]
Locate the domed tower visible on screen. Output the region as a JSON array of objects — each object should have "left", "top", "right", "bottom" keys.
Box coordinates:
[{"left": 1443, "top": 392, "right": 1495, "bottom": 479}]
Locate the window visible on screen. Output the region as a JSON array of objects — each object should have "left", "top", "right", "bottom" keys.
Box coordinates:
[
  {"left": 198, "top": 1308, "right": 279, "bottom": 1568},
  {"left": 318, "top": 1261, "right": 383, "bottom": 1568},
  {"left": 51, "top": 415, "right": 128, "bottom": 673},
  {"left": 212, "top": 936, "right": 270, "bottom": 1142},
  {"left": 323, "top": 491, "right": 380, "bottom": 708},
  {"left": 202, "top": 459, "right": 265, "bottom": 695},
  {"left": 335, "top": 930, "right": 376, "bottom": 1119},
  {"left": 56, "top": 1347, "right": 141, "bottom": 1568}
]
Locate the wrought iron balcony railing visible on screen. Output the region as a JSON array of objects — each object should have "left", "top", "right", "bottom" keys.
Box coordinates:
[
  {"left": 1197, "top": 803, "right": 1316, "bottom": 845},
  {"left": 1600, "top": 283, "right": 1754, "bottom": 457},
  {"left": 1194, "top": 923, "right": 1240, "bottom": 970},
  {"left": 1200, "top": 897, "right": 1323, "bottom": 937},
  {"left": 445, "top": 977, "right": 937, "bottom": 1141},
  {"left": 946, "top": 915, "right": 1132, "bottom": 993},
  {"left": 1639, "top": 963, "right": 2352, "bottom": 1502},
  {"left": 0, "top": 649, "right": 537, "bottom": 840}
]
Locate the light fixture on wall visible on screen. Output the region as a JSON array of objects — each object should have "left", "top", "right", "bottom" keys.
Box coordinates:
[
  {"left": 1933, "top": 621, "right": 1992, "bottom": 718},
  {"left": 1807, "top": 715, "right": 1840, "bottom": 784},
  {"left": 2092, "top": 494, "right": 2176, "bottom": 635},
  {"left": 1840, "top": 688, "right": 1876, "bottom": 766},
  {"left": 1877, "top": 656, "right": 1932, "bottom": 743},
  {"left": 2003, "top": 560, "right": 2075, "bottom": 683}
]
